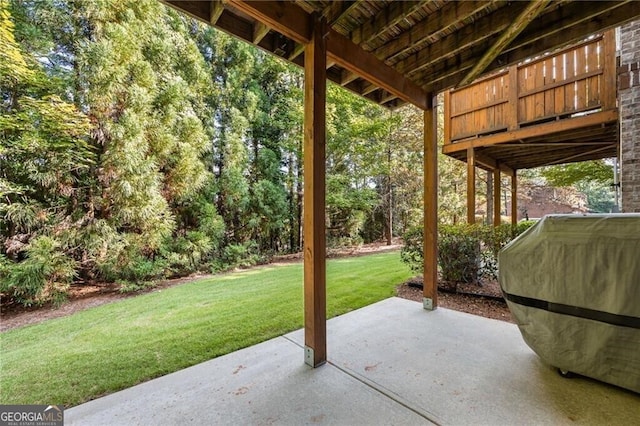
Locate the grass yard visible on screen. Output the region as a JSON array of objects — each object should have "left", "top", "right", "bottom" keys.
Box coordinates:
[{"left": 0, "top": 251, "right": 411, "bottom": 407}]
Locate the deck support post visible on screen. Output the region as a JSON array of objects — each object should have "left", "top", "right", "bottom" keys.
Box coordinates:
[
  {"left": 467, "top": 148, "right": 476, "bottom": 224},
  {"left": 423, "top": 95, "right": 438, "bottom": 310},
  {"left": 493, "top": 168, "right": 502, "bottom": 226},
  {"left": 511, "top": 170, "right": 518, "bottom": 226},
  {"left": 303, "top": 14, "right": 327, "bottom": 368}
]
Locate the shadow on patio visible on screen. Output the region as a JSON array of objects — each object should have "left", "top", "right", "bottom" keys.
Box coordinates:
[{"left": 67, "top": 297, "right": 639, "bottom": 425}]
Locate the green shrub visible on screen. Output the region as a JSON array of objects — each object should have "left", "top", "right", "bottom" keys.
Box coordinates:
[
  {"left": 400, "top": 227, "right": 424, "bottom": 275},
  {"left": 400, "top": 221, "right": 536, "bottom": 284},
  {"left": 210, "top": 242, "right": 267, "bottom": 272},
  {"left": 476, "top": 222, "right": 536, "bottom": 280},
  {"left": 98, "top": 238, "right": 166, "bottom": 290},
  {"left": 438, "top": 224, "right": 480, "bottom": 283},
  {"left": 0, "top": 236, "right": 76, "bottom": 305},
  {"left": 515, "top": 220, "right": 537, "bottom": 235},
  {"left": 162, "top": 231, "right": 213, "bottom": 276}
]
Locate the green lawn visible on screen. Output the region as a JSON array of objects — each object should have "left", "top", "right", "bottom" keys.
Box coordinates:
[{"left": 0, "top": 251, "right": 411, "bottom": 407}]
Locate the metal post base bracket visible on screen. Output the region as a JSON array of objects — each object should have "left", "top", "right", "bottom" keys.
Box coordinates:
[
  {"left": 304, "top": 346, "right": 326, "bottom": 368},
  {"left": 423, "top": 298, "right": 436, "bottom": 311}
]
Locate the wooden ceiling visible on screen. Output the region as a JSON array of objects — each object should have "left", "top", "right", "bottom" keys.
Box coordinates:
[{"left": 164, "top": 1, "right": 640, "bottom": 109}]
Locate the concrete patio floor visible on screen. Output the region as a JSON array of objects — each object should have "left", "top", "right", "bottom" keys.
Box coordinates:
[{"left": 66, "top": 297, "right": 640, "bottom": 425}]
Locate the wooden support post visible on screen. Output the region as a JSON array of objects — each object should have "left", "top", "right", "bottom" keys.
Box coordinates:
[
  {"left": 507, "top": 66, "right": 519, "bottom": 130},
  {"left": 423, "top": 95, "right": 438, "bottom": 310},
  {"left": 493, "top": 168, "right": 501, "bottom": 226},
  {"left": 467, "top": 148, "right": 476, "bottom": 224},
  {"left": 486, "top": 171, "right": 493, "bottom": 225},
  {"left": 511, "top": 170, "right": 518, "bottom": 226},
  {"left": 303, "top": 15, "right": 327, "bottom": 368},
  {"left": 601, "top": 29, "right": 617, "bottom": 111},
  {"left": 443, "top": 90, "right": 451, "bottom": 145}
]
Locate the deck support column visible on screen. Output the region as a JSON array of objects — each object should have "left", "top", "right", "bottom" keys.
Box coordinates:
[
  {"left": 511, "top": 170, "right": 518, "bottom": 226},
  {"left": 423, "top": 95, "right": 438, "bottom": 310},
  {"left": 467, "top": 148, "right": 476, "bottom": 224},
  {"left": 303, "top": 15, "right": 327, "bottom": 368},
  {"left": 493, "top": 169, "right": 501, "bottom": 226}
]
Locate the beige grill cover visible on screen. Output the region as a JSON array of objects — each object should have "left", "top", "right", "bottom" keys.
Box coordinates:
[{"left": 499, "top": 214, "right": 640, "bottom": 393}]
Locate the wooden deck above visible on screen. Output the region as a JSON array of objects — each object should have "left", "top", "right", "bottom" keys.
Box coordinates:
[{"left": 443, "top": 31, "right": 618, "bottom": 171}]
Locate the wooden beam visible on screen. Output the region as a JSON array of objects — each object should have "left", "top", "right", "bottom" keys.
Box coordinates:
[
  {"left": 412, "top": 39, "right": 497, "bottom": 92},
  {"left": 473, "top": 152, "right": 497, "bottom": 170},
  {"left": 327, "top": 29, "right": 429, "bottom": 110},
  {"left": 381, "top": 92, "right": 397, "bottom": 105},
  {"left": 443, "top": 90, "right": 451, "bottom": 145},
  {"left": 396, "top": 2, "right": 528, "bottom": 76},
  {"left": 210, "top": 0, "right": 225, "bottom": 24},
  {"left": 351, "top": 0, "right": 429, "bottom": 45},
  {"left": 542, "top": 144, "right": 617, "bottom": 167},
  {"left": 601, "top": 30, "right": 617, "bottom": 110},
  {"left": 500, "top": 164, "right": 514, "bottom": 177},
  {"left": 511, "top": 171, "right": 517, "bottom": 226},
  {"left": 303, "top": 14, "right": 327, "bottom": 368},
  {"left": 228, "top": 0, "right": 429, "bottom": 110},
  {"left": 165, "top": 0, "right": 640, "bottom": 105},
  {"left": 493, "top": 169, "right": 501, "bottom": 226},
  {"left": 340, "top": 70, "right": 359, "bottom": 86},
  {"left": 252, "top": 21, "right": 270, "bottom": 43},
  {"left": 163, "top": 1, "right": 212, "bottom": 22},
  {"left": 415, "top": 2, "right": 640, "bottom": 94},
  {"left": 501, "top": 142, "right": 615, "bottom": 147},
  {"left": 361, "top": 82, "right": 378, "bottom": 96},
  {"left": 467, "top": 148, "right": 476, "bottom": 224},
  {"left": 289, "top": 42, "right": 305, "bottom": 60},
  {"left": 507, "top": 66, "right": 519, "bottom": 130},
  {"left": 474, "top": 153, "right": 515, "bottom": 176},
  {"left": 374, "top": 0, "right": 492, "bottom": 64},
  {"left": 228, "top": 0, "right": 312, "bottom": 44},
  {"left": 441, "top": 109, "right": 619, "bottom": 154},
  {"left": 423, "top": 96, "right": 438, "bottom": 310},
  {"left": 322, "top": 0, "right": 360, "bottom": 26},
  {"left": 492, "top": 1, "right": 639, "bottom": 76},
  {"left": 458, "top": 0, "right": 550, "bottom": 87}
]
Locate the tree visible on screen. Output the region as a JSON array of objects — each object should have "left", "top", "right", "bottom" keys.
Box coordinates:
[
  {"left": 540, "top": 160, "right": 614, "bottom": 187},
  {"left": 81, "top": 1, "right": 223, "bottom": 279},
  {"left": 3, "top": 0, "right": 224, "bottom": 293},
  {"left": 325, "top": 84, "right": 398, "bottom": 245},
  {"left": 1, "top": 1, "right": 92, "bottom": 303},
  {"left": 245, "top": 53, "right": 299, "bottom": 252}
]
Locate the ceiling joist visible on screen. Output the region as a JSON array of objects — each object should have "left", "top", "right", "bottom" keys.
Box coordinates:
[
  {"left": 228, "top": 0, "right": 430, "bottom": 109},
  {"left": 322, "top": 0, "right": 361, "bottom": 26},
  {"left": 493, "top": 0, "right": 638, "bottom": 68},
  {"left": 350, "top": 0, "right": 429, "bottom": 46},
  {"left": 398, "top": 2, "right": 530, "bottom": 76},
  {"left": 209, "top": 0, "right": 224, "bottom": 24},
  {"left": 374, "top": 0, "right": 492, "bottom": 64},
  {"left": 252, "top": 21, "right": 270, "bottom": 44},
  {"left": 458, "top": 0, "right": 551, "bottom": 87},
  {"left": 163, "top": 0, "right": 640, "bottom": 110}
]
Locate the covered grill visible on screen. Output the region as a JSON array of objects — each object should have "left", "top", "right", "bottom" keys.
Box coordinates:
[{"left": 499, "top": 214, "right": 640, "bottom": 393}]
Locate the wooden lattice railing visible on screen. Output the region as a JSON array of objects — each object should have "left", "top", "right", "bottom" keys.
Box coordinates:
[{"left": 444, "top": 31, "right": 617, "bottom": 144}]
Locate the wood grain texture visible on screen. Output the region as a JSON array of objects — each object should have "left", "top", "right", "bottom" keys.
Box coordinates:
[
  {"left": 303, "top": 15, "right": 327, "bottom": 368},
  {"left": 423, "top": 100, "right": 438, "bottom": 308}
]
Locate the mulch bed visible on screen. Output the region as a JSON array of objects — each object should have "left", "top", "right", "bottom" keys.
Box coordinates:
[{"left": 395, "top": 277, "right": 514, "bottom": 323}]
